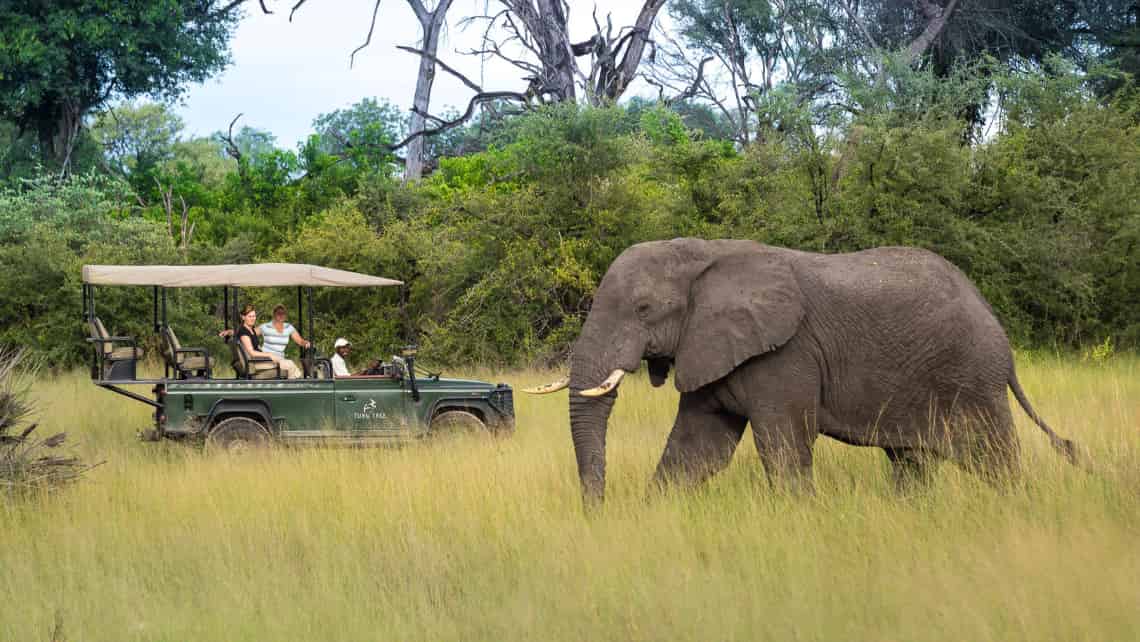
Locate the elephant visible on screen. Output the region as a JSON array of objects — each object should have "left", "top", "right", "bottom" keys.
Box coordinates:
[{"left": 525, "top": 238, "right": 1081, "bottom": 508}]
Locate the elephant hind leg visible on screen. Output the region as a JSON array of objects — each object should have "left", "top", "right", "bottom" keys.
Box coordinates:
[
  {"left": 652, "top": 394, "right": 748, "bottom": 494},
  {"left": 945, "top": 403, "right": 1022, "bottom": 487},
  {"left": 883, "top": 447, "right": 937, "bottom": 493}
]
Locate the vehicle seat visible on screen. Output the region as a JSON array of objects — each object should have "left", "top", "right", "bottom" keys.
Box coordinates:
[
  {"left": 228, "top": 335, "right": 283, "bottom": 380},
  {"left": 87, "top": 316, "right": 144, "bottom": 380},
  {"left": 161, "top": 325, "right": 213, "bottom": 379},
  {"left": 301, "top": 347, "right": 332, "bottom": 379}
]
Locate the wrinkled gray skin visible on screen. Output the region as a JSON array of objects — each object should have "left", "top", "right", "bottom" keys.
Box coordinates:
[{"left": 569, "top": 238, "right": 1079, "bottom": 508}]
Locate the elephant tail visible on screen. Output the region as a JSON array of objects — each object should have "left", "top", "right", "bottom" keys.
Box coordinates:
[{"left": 1008, "top": 372, "right": 1083, "bottom": 468}]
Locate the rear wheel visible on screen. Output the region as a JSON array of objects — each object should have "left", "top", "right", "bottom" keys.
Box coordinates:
[
  {"left": 206, "top": 416, "right": 271, "bottom": 454},
  {"left": 428, "top": 410, "right": 486, "bottom": 438}
]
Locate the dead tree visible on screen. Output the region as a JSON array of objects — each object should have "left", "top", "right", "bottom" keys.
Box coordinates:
[
  {"left": 154, "top": 177, "right": 195, "bottom": 253},
  {"left": 261, "top": 0, "right": 667, "bottom": 170},
  {"left": 402, "top": 0, "right": 454, "bottom": 180},
  {"left": 463, "top": 0, "right": 668, "bottom": 105},
  {"left": 315, "top": 0, "right": 459, "bottom": 181}
]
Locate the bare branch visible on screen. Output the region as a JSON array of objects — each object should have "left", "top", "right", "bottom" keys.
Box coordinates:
[
  {"left": 405, "top": 0, "right": 430, "bottom": 24},
  {"left": 210, "top": 0, "right": 249, "bottom": 18},
  {"left": 840, "top": 0, "right": 879, "bottom": 50},
  {"left": 572, "top": 35, "right": 599, "bottom": 56},
  {"left": 389, "top": 91, "right": 529, "bottom": 151},
  {"left": 397, "top": 45, "right": 483, "bottom": 93},
  {"left": 220, "top": 113, "right": 244, "bottom": 162},
  {"left": 463, "top": 43, "right": 544, "bottom": 77},
  {"left": 350, "top": 0, "right": 384, "bottom": 68},
  {"left": 671, "top": 56, "right": 715, "bottom": 103},
  {"left": 288, "top": 0, "right": 309, "bottom": 21}
]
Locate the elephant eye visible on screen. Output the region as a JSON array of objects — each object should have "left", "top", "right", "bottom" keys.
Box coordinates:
[{"left": 636, "top": 302, "right": 651, "bottom": 320}]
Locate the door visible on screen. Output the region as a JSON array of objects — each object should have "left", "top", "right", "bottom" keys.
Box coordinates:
[
  {"left": 260, "top": 380, "right": 334, "bottom": 433},
  {"left": 333, "top": 377, "right": 411, "bottom": 434}
]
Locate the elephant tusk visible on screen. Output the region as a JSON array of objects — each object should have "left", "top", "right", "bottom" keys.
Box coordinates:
[
  {"left": 522, "top": 377, "right": 570, "bottom": 394},
  {"left": 579, "top": 369, "right": 627, "bottom": 397}
]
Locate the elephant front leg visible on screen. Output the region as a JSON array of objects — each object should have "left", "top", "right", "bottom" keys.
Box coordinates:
[
  {"left": 750, "top": 408, "right": 819, "bottom": 495},
  {"left": 883, "top": 447, "right": 936, "bottom": 493},
  {"left": 651, "top": 392, "right": 748, "bottom": 493}
]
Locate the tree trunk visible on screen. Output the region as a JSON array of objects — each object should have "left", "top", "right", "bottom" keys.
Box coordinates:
[
  {"left": 404, "top": 0, "right": 454, "bottom": 182},
  {"left": 534, "top": 0, "right": 578, "bottom": 101},
  {"left": 904, "top": 0, "right": 960, "bottom": 64},
  {"left": 37, "top": 99, "right": 83, "bottom": 174},
  {"left": 602, "top": 0, "right": 667, "bottom": 100}
]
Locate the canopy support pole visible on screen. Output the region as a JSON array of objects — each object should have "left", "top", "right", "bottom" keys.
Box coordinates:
[
  {"left": 161, "top": 288, "right": 169, "bottom": 380},
  {"left": 152, "top": 287, "right": 159, "bottom": 332},
  {"left": 297, "top": 286, "right": 306, "bottom": 378},
  {"left": 307, "top": 288, "right": 314, "bottom": 350},
  {"left": 297, "top": 286, "right": 304, "bottom": 337}
]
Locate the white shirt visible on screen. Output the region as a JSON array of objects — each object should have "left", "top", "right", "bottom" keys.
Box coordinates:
[{"left": 330, "top": 353, "right": 350, "bottom": 377}]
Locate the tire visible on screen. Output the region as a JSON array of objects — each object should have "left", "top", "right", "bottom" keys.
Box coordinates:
[
  {"left": 428, "top": 410, "right": 487, "bottom": 438},
  {"left": 206, "top": 416, "right": 271, "bottom": 454}
]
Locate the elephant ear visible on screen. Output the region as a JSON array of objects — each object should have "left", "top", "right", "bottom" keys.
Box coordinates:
[{"left": 674, "top": 250, "right": 805, "bottom": 393}]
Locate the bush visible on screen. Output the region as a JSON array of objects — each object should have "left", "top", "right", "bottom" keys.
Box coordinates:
[{"left": 0, "top": 350, "right": 92, "bottom": 496}]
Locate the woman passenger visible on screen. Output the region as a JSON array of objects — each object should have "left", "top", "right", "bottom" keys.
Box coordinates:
[
  {"left": 260, "top": 304, "right": 311, "bottom": 361},
  {"left": 235, "top": 304, "right": 302, "bottom": 379}
]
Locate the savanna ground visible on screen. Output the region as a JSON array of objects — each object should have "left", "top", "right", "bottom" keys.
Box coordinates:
[{"left": 1, "top": 355, "right": 1137, "bottom": 641}]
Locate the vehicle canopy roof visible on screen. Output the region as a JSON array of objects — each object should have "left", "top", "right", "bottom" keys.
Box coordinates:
[{"left": 82, "top": 263, "right": 403, "bottom": 288}]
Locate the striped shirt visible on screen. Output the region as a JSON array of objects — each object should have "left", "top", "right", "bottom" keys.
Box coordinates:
[{"left": 259, "top": 322, "right": 294, "bottom": 358}]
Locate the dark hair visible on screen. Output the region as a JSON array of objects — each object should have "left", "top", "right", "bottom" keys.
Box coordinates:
[
  {"left": 240, "top": 304, "right": 256, "bottom": 316},
  {"left": 273, "top": 304, "right": 287, "bottom": 316}
]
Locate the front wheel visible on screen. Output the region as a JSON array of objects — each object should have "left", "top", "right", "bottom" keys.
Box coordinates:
[
  {"left": 206, "top": 416, "right": 271, "bottom": 454},
  {"left": 428, "top": 410, "right": 486, "bottom": 438}
]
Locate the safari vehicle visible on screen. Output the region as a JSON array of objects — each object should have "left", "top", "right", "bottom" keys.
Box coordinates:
[{"left": 83, "top": 263, "right": 515, "bottom": 450}]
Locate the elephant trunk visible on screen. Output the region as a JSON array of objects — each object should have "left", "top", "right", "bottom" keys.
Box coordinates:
[
  {"left": 568, "top": 382, "right": 615, "bottom": 509},
  {"left": 568, "top": 309, "right": 643, "bottom": 510}
]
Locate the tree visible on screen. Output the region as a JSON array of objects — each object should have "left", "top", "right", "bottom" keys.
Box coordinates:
[
  {"left": 399, "top": 0, "right": 455, "bottom": 180},
  {"left": 289, "top": 0, "right": 458, "bottom": 180},
  {"left": 467, "top": 0, "right": 668, "bottom": 104},
  {"left": 310, "top": 97, "right": 405, "bottom": 173},
  {"left": 0, "top": 1, "right": 243, "bottom": 172},
  {"left": 847, "top": 0, "right": 1097, "bottom": 72},
  {"left": 90, "top": 102, "right": 185, "bottom": 179},
  {"left": 648, "top": 0, "right": 847, "bottom": 145},
  {"left": 1074, "top": 1, "right": 1140, "bottom": 95}
]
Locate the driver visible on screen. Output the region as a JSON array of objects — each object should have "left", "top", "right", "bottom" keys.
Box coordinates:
[{"left": 330, "top": 338, "right": 353, "bottom": 377}]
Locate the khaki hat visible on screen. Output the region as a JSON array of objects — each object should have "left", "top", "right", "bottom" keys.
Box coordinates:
[{"left": 334, "top": 338, "right": 351, "bottom": 348}]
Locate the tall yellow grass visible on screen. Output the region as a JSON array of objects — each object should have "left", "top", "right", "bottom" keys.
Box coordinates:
[{"left": 1, "top": 355, "right": 1137, "bottom": 641}]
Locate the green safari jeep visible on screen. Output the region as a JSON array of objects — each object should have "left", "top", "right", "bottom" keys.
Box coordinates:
[{"left": 82, "top": 263, "right": 515, "bottom": 450}]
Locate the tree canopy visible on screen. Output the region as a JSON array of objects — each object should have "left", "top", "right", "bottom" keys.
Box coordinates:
[{"left": 0, "top": 0, "right": 241, "bottom": 169}]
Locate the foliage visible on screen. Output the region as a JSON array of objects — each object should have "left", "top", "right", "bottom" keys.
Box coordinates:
[
  {"left": 1, "top": 61, "right": 1137, "bottom": 369},
  {"left": 309, "top": 97, "right": 404, "bottom": 174},
  {"left": 0, "top": 174, "right": 206, "bottom": 366},
  {"left": 90, "top": 101, "right": 185, "bottom": 179},
  {"left": 0, "top": 0, "right": 240, "bottom": 165}
]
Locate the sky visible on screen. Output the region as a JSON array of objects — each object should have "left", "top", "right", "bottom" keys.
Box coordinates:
[{"left": 177, "top": 0, "right": 652, "bottom": 147}]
